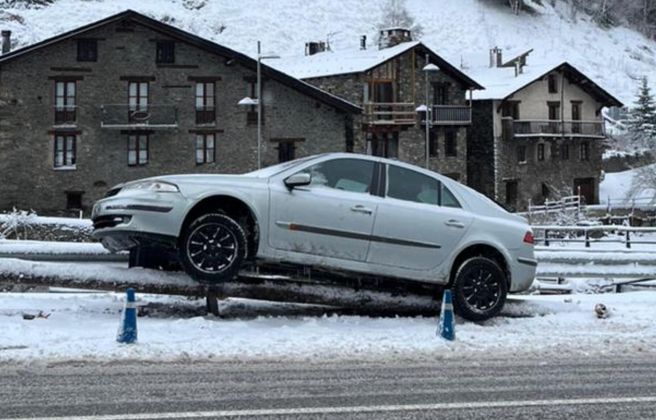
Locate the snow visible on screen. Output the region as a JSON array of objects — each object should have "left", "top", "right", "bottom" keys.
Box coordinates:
[
  {"left": 273, "top": 41, "right": 420, "bottom": 79},
  {"left": 0, "top": 291, "right": 654, "bottom": 363},
  {"left": 0, "top": 239, "right": 109, "bottom": 255},
  {"left": 0, "top": 0, "right": 652, "bottom": 105},
  {"left": 599, "top": 163, "right": 656, "bottom": 205},
  {"left": 0, "top": 213, "right": 91, "bottom": 228}
]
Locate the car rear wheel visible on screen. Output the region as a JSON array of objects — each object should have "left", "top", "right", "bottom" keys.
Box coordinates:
[
  {"left": 179, "top": 213, "right": 247, "bottom": 283},
  {"left": 452, "top": 256, "right": 507, "bottom": 321}
]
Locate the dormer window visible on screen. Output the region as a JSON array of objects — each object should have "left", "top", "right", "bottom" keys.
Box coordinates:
[
  {"left": 77, "top": 39, "right": 97, "bottom": 62},
  {"left": 156, "top": 40, "right": 175, "bottom": 63}
]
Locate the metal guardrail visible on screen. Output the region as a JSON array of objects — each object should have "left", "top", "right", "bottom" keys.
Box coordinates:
[
  {"left": 532, "top": 225, "right": 656, "bottom": 248},
  {"left": 100, "top": 104, "right": 178, "bottom": 129}
]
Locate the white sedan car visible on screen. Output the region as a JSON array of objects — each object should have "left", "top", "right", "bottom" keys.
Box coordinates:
[{"left": 92, "top": 153, "right": 537, "bottom": 320}]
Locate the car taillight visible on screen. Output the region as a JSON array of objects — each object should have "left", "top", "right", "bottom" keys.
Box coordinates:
[{"left": 523, "top": 231, "right": 535, "bottom": 245}]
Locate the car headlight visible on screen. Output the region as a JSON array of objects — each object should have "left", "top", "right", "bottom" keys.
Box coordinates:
[{"left": 121, "top": 180, "right": 180, "bottom": 193}]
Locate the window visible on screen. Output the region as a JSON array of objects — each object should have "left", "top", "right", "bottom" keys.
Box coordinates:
[
  {"left": 66, "top": 191, "right": 83, "bottom": 210},
  {"left": 548, "top": 74, "right": 557, "bottom": 93},
  {"left": 300, "top": 158, "right": 374, "bottom": 194},
  {"left": 429, "top": 130, "right": 438, "bottom": 157},
  {"left": 128, "top": 134, "right": 148, "bottom": 166},
  {"left": 387, "top": 165, "right": 439, "bottom": 205},
  {"left": 571, "top": 101, "right": 582, "bottom": 134},
  {"left": 195, "top": 82, "right": 215, "bottom": 124},
  {"left": 156, "top": 40, "right": 175, "bottom": 63},
  {"left": 517, "top": 145, "right": 527, "bottom": 163},
  {"left": 505, "top": 180, "right": 518, "bottom": 207},
  {"left": 501, "top": 101, "right": 520, "bottom": 120},
  {"left": 444, "top": 130, "right": 457, "bottom": 157},
  {"left": 548, "top": 102, "right": 560, "bottom": 120},
  {"left": 277, "top": 141, "right": 296, "bottom": 163},
  {"left": 432, "top": 82, "right": 450, "bottom": 105},
  {"left": 580, "top": 141, "right": 589, "bottom": 161},
  {"left": 561, "top": 143, "right": 570, "bottom": 160},
  {"left": 245, "top": 78, "right": 264, "bottom": 125},
  {"left": 54, "top": 134, "right": 76, "bottom": 168},
  {"left": 537, "top": 143, "right": 545, "bottom": 161},
  {"left": 128, "top": 82, "right": 148, "bottom": 121},
  {"left": 54, "top": 81, "right": 76, "bottom": 125},
  {"left": 441, "top": 184, "right": 461, "bottom": 208},
  {"left": 367, "top": 132, "right": 398, "bottom": 159},
  {"left": 77, "top": 39, "right": 97, "bottom": 62},
  {"left": 195, "top": 133, "right": 215, "bottom": 164}
]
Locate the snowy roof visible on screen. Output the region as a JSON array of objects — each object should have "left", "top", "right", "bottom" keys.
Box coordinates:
[
  {"left": 273, "top": 41, "right": 483, "bottom": 89},
  {"left": 461, "top": 53, "right": 622, "bottom": 106}
]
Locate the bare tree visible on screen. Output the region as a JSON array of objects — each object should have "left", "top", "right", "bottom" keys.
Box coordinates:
[{"left": 377, "top": 0, "right": 423, "bottom": 39}]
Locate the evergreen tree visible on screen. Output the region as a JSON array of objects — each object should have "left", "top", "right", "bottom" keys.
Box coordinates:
[{"left": 627, "top": 77, "right": 656, "bottom": 148}]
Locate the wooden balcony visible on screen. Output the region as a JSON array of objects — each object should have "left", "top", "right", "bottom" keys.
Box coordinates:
[
  {"left": 363, "top": 102, "right": 416, "bottom": 126},
  {"left": 506, "top": 119, "right": 605, "bottom": 139},
  {"left": 100, "top": 104, "right": 178, "bottom": 129},
  {"left": 431, "top": 105, "right": 471, "bottom": 125}
]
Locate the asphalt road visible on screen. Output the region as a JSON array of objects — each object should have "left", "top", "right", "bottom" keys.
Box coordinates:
[{"left": 0, "top": 356, "right": 655, "bottom": 419}]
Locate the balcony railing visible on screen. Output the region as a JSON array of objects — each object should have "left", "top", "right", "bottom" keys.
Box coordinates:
[
  {"left": 54, "top": 106, "right": 76, "bottom": 126},
  {"left": 363, "top": 102, "right": 416, "bottom": 125},
  {"left": 100, "top": 104, "right": 178, "bottom": 129},
  {"left": 510, "top": 119, "right": 605, "bottom": 138},
  {"left": 431, "top": 105, "right": 471, "bottom": 125}
]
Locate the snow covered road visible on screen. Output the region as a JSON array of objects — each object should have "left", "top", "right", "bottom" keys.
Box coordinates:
[{"left": 0, "top": 291, "right": 654, "bottom": 363}]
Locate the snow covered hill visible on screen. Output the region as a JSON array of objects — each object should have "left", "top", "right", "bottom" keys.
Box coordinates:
[{"left": 0, "top": 0, "right": 654, "bottom": 105}]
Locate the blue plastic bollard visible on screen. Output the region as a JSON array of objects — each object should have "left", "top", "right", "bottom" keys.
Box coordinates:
[
  {"left": 437, "top": 289, "right": 455, "bottom": 341},
  {"left": 117, "top": 288, "right": 138, "bottom": 344}
]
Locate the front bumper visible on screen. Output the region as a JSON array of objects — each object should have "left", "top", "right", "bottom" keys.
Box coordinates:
[{"left": 92, "top": 192, "right": 188, "bottom": 252}]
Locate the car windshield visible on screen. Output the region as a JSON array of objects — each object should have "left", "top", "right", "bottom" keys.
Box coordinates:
[{"left": 246, "top": 155, "right": 319, "bottom": 178}]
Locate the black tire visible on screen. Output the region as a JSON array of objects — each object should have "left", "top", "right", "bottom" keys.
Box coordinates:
[
  {"left": 452, "top": 256, "right": 508, "bottom": 321},
  {"left": 179, "top": 213, "right": 247, "bottom": 283}
]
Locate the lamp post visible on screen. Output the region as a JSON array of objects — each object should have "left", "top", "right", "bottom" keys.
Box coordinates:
[
  {"left": 238, "top": 41, "right": 280, "bottom": 169},
  {"left": 421, "top": 56, "right": 440, "bottom": 169}
]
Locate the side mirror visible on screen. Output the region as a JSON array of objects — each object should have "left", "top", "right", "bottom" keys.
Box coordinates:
[{"left": 284, "top": 172, "right": 311, "bottom": 189}]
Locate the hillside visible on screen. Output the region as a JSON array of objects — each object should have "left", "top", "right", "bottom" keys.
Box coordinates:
[{"left": 0, "top": 0, "right": 654, "bottom": 105}]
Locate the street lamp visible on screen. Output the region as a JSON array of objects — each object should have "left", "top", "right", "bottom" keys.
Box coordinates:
[
  {"left": 421, "top": 56, "right": 440, "bottom": 169},
  {"left": 238, "top": 41, "right": 280, "bottom": 170}
]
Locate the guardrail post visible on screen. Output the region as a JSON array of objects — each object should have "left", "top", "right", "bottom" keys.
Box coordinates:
[
  {"left": 585, "top": 230, "right": 590, "bottom": 248},
  {"left": 626, "top": 229, "right": 631, "bottom": 249},
  {"left": 544, "top": 229, "right": 549, "bottom": 247}
]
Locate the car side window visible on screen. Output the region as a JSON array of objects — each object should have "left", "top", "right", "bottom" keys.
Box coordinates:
[
  {"left": 299, "top": 158, "right": 374, "bottom": 194},
  {"left": 441, "top": 184, "right": 461, "bottom": 208},
  {"left": 387, "top": 165, "right": 439, "bottom": 205}
]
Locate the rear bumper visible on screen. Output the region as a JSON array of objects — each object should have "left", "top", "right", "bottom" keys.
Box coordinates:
[{"left": 510, "top": 255, "right": 538, "bottom": 292}]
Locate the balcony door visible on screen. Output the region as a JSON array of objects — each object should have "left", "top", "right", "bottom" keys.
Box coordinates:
[
  {"left": 128, "top": 82, "right": 149, "bottom": 122},
  {"left": 370, "top": 81, "right": 394, "bottom": 122},
  {"left": 571, "top": 101, "right": 582, "bottom": 134}
]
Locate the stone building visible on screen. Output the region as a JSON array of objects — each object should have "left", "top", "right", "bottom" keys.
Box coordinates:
[
  {"left": 467, "top": 49, "right": 622, "bottom": 210},
  {"left": 273, "top": 29, "right": 483, "bottom": 183},
  {"left": 0, "top": 10, "right": 360, "bottom": 215}
]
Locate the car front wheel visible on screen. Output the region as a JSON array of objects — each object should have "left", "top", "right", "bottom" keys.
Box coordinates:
[
  {"left": 179, "top": 213, "right": 247, "bottom": 283},
  {"left": 452, "top": 256, "right": 508, "bottom": 321}
]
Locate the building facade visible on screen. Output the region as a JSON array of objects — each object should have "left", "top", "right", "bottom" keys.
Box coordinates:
[
  {"left": 467, "top": 51, "right": 622, "bottom": 210},
  {"left": 275, "top": 30, "right": 483, "bottom": 183},
  {"left": 0, "top": 11, "right": 359, "bottom": 215}
]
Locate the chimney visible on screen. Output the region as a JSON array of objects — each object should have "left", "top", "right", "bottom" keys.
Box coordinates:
[
  {"left": 378, "top": 28, "right": 412, "bottom": 49},
  {"left": 2, "top": 30, "right": 11, "bottom": 54},
  {"left": 360, "top": 35, "right": 367, "bottom": 50},
  {"left": 489, "top": 47, "right": 503, "bottom": 68},
  {"left": 305, "top": 41, "right": 326, "bottom": 56}
]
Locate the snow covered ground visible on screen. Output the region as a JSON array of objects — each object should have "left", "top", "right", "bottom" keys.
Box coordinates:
[
  {"left": 0, "top": 291, "right": 654, "bottom": 363},
  {"left": 600, "top": 163, "right": 656, "bottom": 206},
  {"left": 0, "top": 0, "right": 653, "bottom": 104}
]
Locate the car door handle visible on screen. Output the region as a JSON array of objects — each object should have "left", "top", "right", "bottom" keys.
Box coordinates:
[
  {"left": 445, "top": 219, "right": 465, "bottom": 228},
  {"left": 350, "top": 205, "right": 373, "bottom": 215}
]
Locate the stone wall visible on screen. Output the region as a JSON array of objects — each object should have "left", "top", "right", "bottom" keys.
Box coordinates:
[{"left": 0, "top": 20, "right": 351, "bottom": 215}]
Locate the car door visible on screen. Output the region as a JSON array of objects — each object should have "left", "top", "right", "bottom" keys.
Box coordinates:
[
  {"left": 269, "top": 157, "right": 378, "bottom": 262},
  {"left": 366, "top": 163, "right": 472, "bottom": 271}
]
